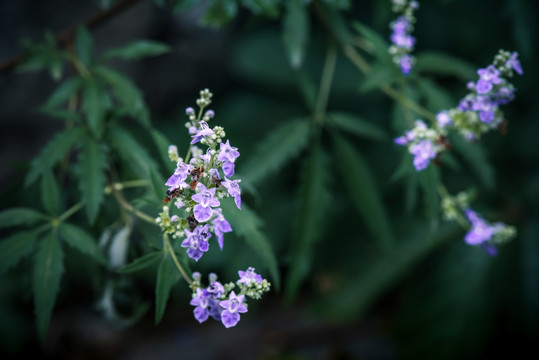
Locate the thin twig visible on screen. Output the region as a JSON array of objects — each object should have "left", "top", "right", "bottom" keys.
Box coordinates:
[
  {"left": 164, "top": 234, "right": 193, "bottom": 286},
  {"left": 111, "top": 186, "right": 156, "bottom": 225}
]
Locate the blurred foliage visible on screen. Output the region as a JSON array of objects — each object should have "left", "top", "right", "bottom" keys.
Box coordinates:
[{"left": 1, "top": 0, "right": 538, "bottom": 358}]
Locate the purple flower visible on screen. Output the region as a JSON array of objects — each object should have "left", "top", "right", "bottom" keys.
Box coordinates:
[
  {"left": 193, "top": 205, "right": 212, "bottom": 222},
  {"left": 476, "top": 65, "right": 501, "bottom": 94},
  {"left": 181, "top": 225, "right": 211, "bottom": 261},
  {"left": 219, "top": 291, "right": 248, "bottom": 328},
  {"left": 190, "top": 121, "right": 214, "bottom": 144},
  {"left": 192, "top": 183, "right": 220, "bottom": 208},
  {"left": 186, "top": 107, "right": 195, "bottom": 116},
  {"left": 436, "top": 111, "right": 452, "bottom": 128},
  {"left": 464, "top": 209, "right": 494, "bottom": 245},
  {"left": 165, "top": 161, "right": 193, "bottom": 188},
  {"left": 190, "top": 288, "right": 211, "bottom": 323},
  {"left": 400, "top": 54, "right": 414, "bottom": 75},
  {"left": 212, "top": 210, "right": 232, "bottom": 249},
  {"left": 217, "top": 140, "right": 240, "bottom": 163},
  {"left": 471, "top": 96, "right": 496, "bottom": 123},
  {"left": 394, "top": 130, "right": 414, "bottom": 145},
  {"left": 410, "top": 140, "right": 436, "bottom": 171},
  {"left": 506, "top": 51, "right": 523, "bottom": 75},
  {"left": 222, "top": 161, "right": 235, "bottom": 177},
  {"left": 221, "top": 176, "right": 241, "bottom": 210},
  {"left": 207, "top": 280, "right": 225, "bottom": 298},
  {"left": 238, "top": 267, "right": 263, "bottom": 286}
]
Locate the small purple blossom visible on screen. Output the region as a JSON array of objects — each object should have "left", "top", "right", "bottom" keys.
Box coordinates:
[
  {"left": 476, "top": 65, "right": 501, "bottom": 94},
  {"left": 192, "top": 183, "right": 220, "bottom": 208},
  {"left": 222, "top": 161, "right": 235, "bottom": 177},
  {"left": 165, "top": 161, "right": 193, "bottom": 189},
  {"left": 400, "top": 54, "right": 414, "bottom": 75},
  {"left": 190, "top": 121, "right": 214, "bottom": 144},
  {"left": 186, "top": 107, "right": 195, "bottom": 116},
  {"left": 464, "top": 209, "right": 494, "bottom": 245},
  {"left": 212, "top": 210, "right": 232, "bottom": 249},
  {"left": 222, "top": 176, "right": 241, "bottom": 210},
  {"left": 238, "top": 267, "right": 263, "bottom": 286},
  {"left": 436, "top": 111, "right": 452, "bottom": 128},
  {"left": 219, "top": 291, "right": 248, "bottom": 328},
  {"left": 506, "top": 51, "right": 523, "bottom": 75},
  {"left": 410, "top": 139, "right": 436, "bottom": 171},
  {"left": 190, "top": 288, "right": 211, "bottom": 323},
  {"left": 181, "top": 225, "right": 211, "bottom": 261},
  {"left": 217, "top": 140, "right": 240, "bottom": 163}
]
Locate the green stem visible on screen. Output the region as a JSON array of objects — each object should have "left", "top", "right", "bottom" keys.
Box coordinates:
[
  {"left": 164, "top": 233, "right": 193, "bottom": 286},
  {"left": 314, "top": 42, "right": 338, "bottom": 124},
  {"left": 72, "top": 54, "right": 91, "bottom": 79},
  {"left": 57, "top": 202, "right": 83, "bottom": 223},
  {"left": 111, "top": 187, "right": 156, "bottom": 225}
]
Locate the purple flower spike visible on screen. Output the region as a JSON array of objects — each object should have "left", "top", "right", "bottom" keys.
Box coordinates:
[
  {"left": 410, "top": 140, "right": 436, "bottom": 171},
  {"left": 400, "top": 54, "right": 414, "bottom": 75},
  {"left": 219, "top": 291, "right": 248, "bottom": 328},
  {"left": 218, "top": 140, "right": 240, "bottom": 163}
]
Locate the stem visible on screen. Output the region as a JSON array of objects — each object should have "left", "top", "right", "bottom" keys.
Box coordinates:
[
  {"left": 343, "top": 45, "right": 437, "bottom": 122},
  {"left": 57, "top": 202, "right": 83, "bottom": 223},
  {"left": 164, "top": 234, "right": 193, "bottom": 286},
  {"left": 314, "top": 42, "right": 338, "bottom": 124},
  {"left": 111, "top": 187, "right": 156, "bottom": 225}
]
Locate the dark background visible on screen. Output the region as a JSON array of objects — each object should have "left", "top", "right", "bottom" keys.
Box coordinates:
[{"left": 1, "top": 0, "right": 538, "bottom": 359}]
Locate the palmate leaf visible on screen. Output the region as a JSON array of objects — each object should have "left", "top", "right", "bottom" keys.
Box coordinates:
[
  {"left": 155, "top": 252, "right": 180, "bottom": 324},
  {"left": 59, "top": 223, "right": 107, "bottom": 265},
  {"left": 282, "top": 0, "right": 310, "bottom": 69},
  {"left": 82, "top": 79, "right": 106, "bottom": 137},
  {"left": 151, "top": 129, "right": 174, "bottom": 168},
  {"left": 40, "top": 169, "right": 60, "bottom": 216},
  {"left": 96, "top": 67, "right": 150, "bottom": 127},
  {"left": 241, "top": 118, "right": 311, "bottom": 185},
  {"left": 100, "top": 40, "right": 170, "bottom": 61},
  {"left": 0, "top": 229, "right": 42, "bottom": 274},
  {"left": 25, "top": 127, "right": 84, "bottom": 186},
  {"left": 285, "top": 142, "right": 329, "bottom": 302},
  {"left": 332, "top": 132, "right": 394, "bottom": 251},
  {"left": 0, "top": 208, "right": 48, "bottom": 229},
  {"left": 33, "top": 230, "right": 64, "bottom": 343},
  {"left": 107, "top": 126, "right": 159, "bottom": 177},
  {"left": 221, "top": 201, "right": 280, "bottom": 290},
  {"left": 78, "top": 136, "right": 108, "bottom": 224},
  {"left": 327, "top": 111, "right": 388, "bottom": 142}
]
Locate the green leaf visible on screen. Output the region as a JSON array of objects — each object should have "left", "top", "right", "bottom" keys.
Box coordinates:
[
  {"left": 82, "top": 79, "right": 105, "bottom": 137},
  {"left": 332, "top": 132, "right": 394, "bottom": 251},
  {"left": 101, "top": 40, "right": 170, "bottom": 61},
  {"left": 222, "top": 201, "right": 280, "bottom": 290},
  {"left": 352, "top": 21, "right": 392, "bottom": 64},
  {"left": 327, "top": 112, "right": 388, "bottom": 142},
  {"left": 418, "top": 165, "right": 440, "bottom": 232},
  {"left": 75, "top": 26, "right": 94, "bottom": 67},
  {"left": 414, "top": 51, "right": 477, "bottom": 81},
  {"left": 79, "top": 136, "right": 108, "bottom": 223},
  {"left": 149, "top": 166, "right": 166, "bottom": 202},
  {"left": 40, "top": 169, "right": 60, "bottom": 216},
  {"left": 155, "top": 253, "right": 179, "bottom": 324},
  {"left": 117, "top": 251, "right": 162, "bottom": 274},
  {"left": 59, "top": 223, "right": 106, "bottom": 264},
  {"left": 25, "top": 127, "right": 84, "bottom": 186},
  {"left": 241, "top": 118, "right": 311, "bottom": 185},
  {"left": 199, "top": 0, "right": 238, "bottom": 28},
  {"left": 0, "top": 229, "right": 40, "bottom": 274},
  {"left": 285, "top": 143, "right": 329, "bottom": 301},
  {"left": 450, "top": 133, "right": 494, "bottom": 189},
  {"left": 318, "top": 1, "right": 350, "bottom": 45},
  {"left": 96, "top": 66, "right": 150, "bottom": 127},
  {"left": 33, "top": 230, "right": 64, "bottom": 343},
  {"left": 38, "top": 108, "right": 83, "bottom": 122},
  {"left": 415, "top": 77, "right": 455, "bottom": 111},
  {"left": 107, "top": 126, "right": 159, "bottom": 177},
  {"left": 359, "top": 64, "right": 398, "bottom": 92},
  {"left": 43, "top": 76, "right": 83, "bottom": 109},
  {"left": 282, "top": 0, "right": 310, "bottom": 69},
  {"left": 0, "top": 208, "right": 48, "bottom": 229}
]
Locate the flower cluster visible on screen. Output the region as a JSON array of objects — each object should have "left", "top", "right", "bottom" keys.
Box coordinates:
[
  {"left": 156, "top": 89, "right": 241, "bottom": 262},
  {"left": 389, "top": 0, "right": 419, "bottom": 75},
  {"left": 189, "top": 268, "right": 271, "bottom": 328},
  {"left": 394, "top": 120, "right": 450, "bottom": 171},
  {"left": 441, "top": 190, "right": 516, "bottom": 255},
  {"left": 394, "top": 50, "right": 522, "bottom": 172},
  {"left": 438, "top": 50, "right": 523, "bottom": 140}
]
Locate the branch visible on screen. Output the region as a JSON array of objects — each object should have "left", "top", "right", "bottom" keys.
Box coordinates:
[{"left": 0, "top": 0, "right": 145, "bottom": 73}]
